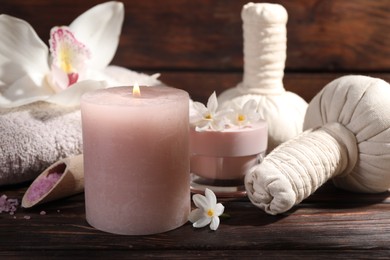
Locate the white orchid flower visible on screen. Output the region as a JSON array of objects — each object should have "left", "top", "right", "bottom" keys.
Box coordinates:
[
  {"left": 227, "top": 99, "right": 262, "bottom": 127},
  {"left": 190, "top": 92, "right": 230, "bottom": 131},
  {"left": 0, "top": 2, "right": 158, "bottom": 108},
  {"left": 188, "top": 188, "right": 225, "bottom": 231}
]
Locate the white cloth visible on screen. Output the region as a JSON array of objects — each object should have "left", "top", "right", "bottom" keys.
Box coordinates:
[
  {"left": 240, "top": 2, "right": 287, "bottom": 94},
  {"left": 0, "top": 102, "right": 81, "bottom": 185},
  {"left": 218, "top": 3, "right": 307, "bottom": 151},
  {"left": 305, "top": 75, "right": 390, "bottom": 193},
  {"left": 245, "top": 75, "right": 390, "bottom": 214}
]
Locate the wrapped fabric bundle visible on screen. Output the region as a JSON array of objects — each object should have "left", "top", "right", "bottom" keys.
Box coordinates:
[
  {"left": 245, "top": 75, "right": 390, "bottom": 214},
  {"left": 218, "top": 2, "right": 307, "bottom": 151}
]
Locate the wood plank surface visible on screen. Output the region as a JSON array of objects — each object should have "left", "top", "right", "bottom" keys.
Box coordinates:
[
  {"left": 0, "top": 0, "right": 388, "bottom": 72},
  {"left": 160, "top": 71, "right": 390, "bottom": 103},
  {"left": 0, "top": 183, "right": 390, "bottom": 258}
]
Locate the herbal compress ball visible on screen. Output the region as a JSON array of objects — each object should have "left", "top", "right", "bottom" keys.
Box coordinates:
[
  {"left": 245, "top": 75, "right": 390, "bottom": 215},
  {"left": 218, "top": 3, "right": 307, "bottom": 151}
]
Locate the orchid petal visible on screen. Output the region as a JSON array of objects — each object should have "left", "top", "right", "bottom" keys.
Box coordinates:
[
  {"left": 84, "top": 66, "right": 159, "bottom": 88},
  {"left": 46, "top": 66, "right": 159, "bottom": 107},
  {"left": 0, "top": 73, "right": 52, "bottom": 108},
  {"left": 48, "top": 26, "right": 91, "bottom": 90},
  {"left": 188, "top": 208, "right": 203, "bottom": 223},
  {"left": 49, "top": 64, "right": 70, "bottom": 91},
  {"left": 210, "top": 216, "right": 220, "bottom": 230},
  {"left": 193, "top": 217, "right": 211, "bottom": 228},
  {"left": 69, "top": 2, "right": 124, "bottom": 70},
  {"left": 103, "top": 65, "right": 161, "bottom": 86},
  {"left": 46, "top": 80, "right": 108, "bottom": 106},
  {"left": 0, "top": 15, "right": 49, "bottom": 85},
  {"left": 192, "top": 194, "right": 209, "bottom": 210}
]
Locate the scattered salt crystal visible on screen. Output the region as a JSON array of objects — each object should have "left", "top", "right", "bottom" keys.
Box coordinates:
[
  {"left": 23, "top": 215, "right": 31, "bottom": 220},
  {"left": 57, "top": 209, "right": 61, "bottom": 213},
  {"left": 40, "top": 211, "right": 46, "bottom": 215},
  {"left": 0, "top": 194, "right": 19, "bottom": 214},
  {"left": 25, "top": 172, "right": 63, "bottom": 202}
]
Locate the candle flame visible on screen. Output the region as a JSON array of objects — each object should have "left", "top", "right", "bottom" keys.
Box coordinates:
[{"left": 133, "top": 83, "right": 141, "bottom": 97}]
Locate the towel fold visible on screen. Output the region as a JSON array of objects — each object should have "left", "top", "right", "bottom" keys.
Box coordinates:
[{"left": 0, "top": 102, "right": 81, "bottom": 185}]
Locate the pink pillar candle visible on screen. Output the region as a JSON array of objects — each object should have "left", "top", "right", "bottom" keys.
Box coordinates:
[
  {"left": 190, "top": 121, "right": 268, "bottom": 180},
  {"left": 81, "top": 86, "right": 190, "bottom": 235}
]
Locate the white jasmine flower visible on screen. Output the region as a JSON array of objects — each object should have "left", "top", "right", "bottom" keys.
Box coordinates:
[
  {"left": 0, "top": 2, "right": 159, "bottom": 108},
  {"left": 227, "top": 99, "right": 262, "bottom": 127},
  {"left": 188, "top": 188, "right": 224, "bottom": 231},
  {"left": 190, "top": 92, "right": 230, "bottom": 131}
]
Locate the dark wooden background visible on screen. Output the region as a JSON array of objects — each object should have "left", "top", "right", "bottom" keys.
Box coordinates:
[{"left": 1, "top": 0, "right": 389, "bottom": 103}]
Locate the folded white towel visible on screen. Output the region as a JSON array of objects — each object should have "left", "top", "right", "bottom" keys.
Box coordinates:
[{"left": 0, "top": 102, "right": 81, "bottom": 185}]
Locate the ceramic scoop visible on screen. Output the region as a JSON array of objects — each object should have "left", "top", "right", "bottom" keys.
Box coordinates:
[{"left": 22, "top": 155, "right": 83, "bottom": 208}]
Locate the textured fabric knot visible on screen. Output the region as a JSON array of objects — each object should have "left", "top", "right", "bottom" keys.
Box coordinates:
[{"left": 321, "top": 122, "right": 358, "bottom": 178}]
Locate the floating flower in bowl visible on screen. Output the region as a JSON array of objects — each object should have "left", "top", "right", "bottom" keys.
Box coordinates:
[
  {"left": 0, "top": 2, "right": 161, "bottom": 186},
  {"left": 189, "top": 92, "right": 268, "bottom": 197}
]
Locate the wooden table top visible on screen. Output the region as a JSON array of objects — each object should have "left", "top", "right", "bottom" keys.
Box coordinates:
[{"left": 1, "top": 182, "right": 389, "bottom": 259}]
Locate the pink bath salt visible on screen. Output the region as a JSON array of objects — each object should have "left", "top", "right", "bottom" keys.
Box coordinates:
[
  {"left": 40, "top": 211, "right": 46, "bottom": 215},
  {"left": 26, "top": 172, "right": 63, "bottom": 202},
  {"left": 24, "top": 215, "right": 31, "bottom": 220},
  {"left": 0, "top": 194, "right": 19, "bottom": 214}
]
